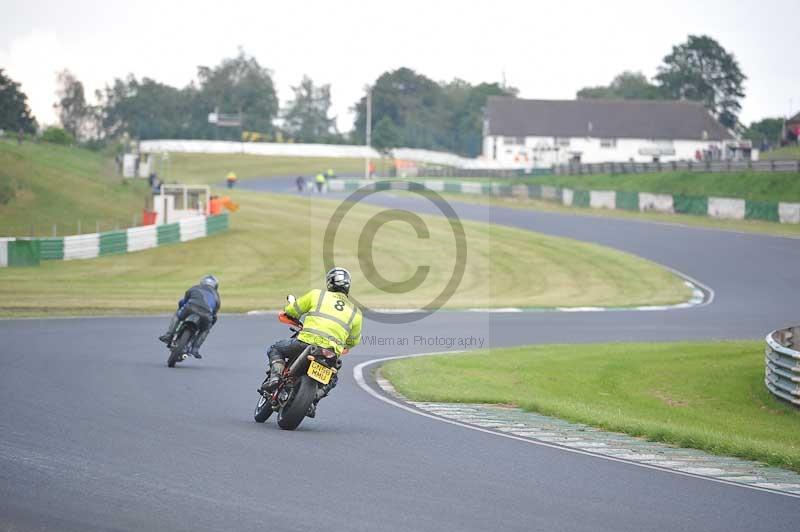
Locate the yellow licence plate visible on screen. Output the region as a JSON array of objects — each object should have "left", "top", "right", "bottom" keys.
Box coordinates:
[{"left": 307, "top": 360, "right": 333, "bottom": 385}]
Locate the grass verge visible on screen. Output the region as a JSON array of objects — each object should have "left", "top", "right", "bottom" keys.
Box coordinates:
[
  {"left": 158, "top": 153, "right": 381, "bottom": 185},
  {"left": 415, "top": 170, "right": 800, "bottom": 202},
  {"left": 382, "top": 341, "right": 800, "bottom": 472},
  {"left": 437, "top": 193, "right": 800, "bottom": 238},
  {"left": 0, "top": 190, "right": 689, "bottom": 316}
]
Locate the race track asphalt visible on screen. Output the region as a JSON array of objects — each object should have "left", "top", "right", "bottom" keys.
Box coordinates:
[{"left": 1, "top": 178, "right": 798, "bottom": 531}]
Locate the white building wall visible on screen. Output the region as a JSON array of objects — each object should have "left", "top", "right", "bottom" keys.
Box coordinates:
[{"left": 485, "top": 135, "right": 727, "bottom": 167}]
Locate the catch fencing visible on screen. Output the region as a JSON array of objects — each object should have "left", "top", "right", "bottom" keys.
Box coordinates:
[
  {"left": 765, "top": 327, "right": 800, "bottom": 407},
  {"left": 554, "top": 159, "right": 800, "bottom": 176},
  {"left": 1, "top": 214, "right": 228, "bottom": 267},
  {"left": 328, "top": 179, "right": 800, "bottom": 225}
]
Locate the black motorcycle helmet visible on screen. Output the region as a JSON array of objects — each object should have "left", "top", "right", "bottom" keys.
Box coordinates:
[{"left": 326, "top": 267, "right": 351, "bottom": 295}]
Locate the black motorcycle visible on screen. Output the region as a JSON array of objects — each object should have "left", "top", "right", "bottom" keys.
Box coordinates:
[
  {"left": 254, "top": 297, "right": 343, "bottom": 430},
  {"left": 165, "top": 313, "right": 203, "bottom": 368}
]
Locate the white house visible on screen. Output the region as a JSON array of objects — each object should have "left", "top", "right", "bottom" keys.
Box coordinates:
[{"left": 482, "top": 97, "right": 750, "bottom": 168}]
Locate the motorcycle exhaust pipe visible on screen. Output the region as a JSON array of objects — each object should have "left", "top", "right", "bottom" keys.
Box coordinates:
[{"left": 287, "top": 346, "right": 316, "bottom": 377}]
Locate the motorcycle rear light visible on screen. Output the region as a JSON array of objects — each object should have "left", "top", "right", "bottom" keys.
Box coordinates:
[{"left": 321, "top": 349, "right": 336, "bottom": 358}]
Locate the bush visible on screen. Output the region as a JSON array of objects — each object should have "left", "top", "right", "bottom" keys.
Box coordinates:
[{"left": 41, "top": 127, "right": 74, "bottom": 145}]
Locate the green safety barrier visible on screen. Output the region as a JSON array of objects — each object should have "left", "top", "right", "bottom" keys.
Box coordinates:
[
  {"left": 407, "top": 181, "right": 427, "bottom": 192},
  {"left": 99, "top": 230, "right": 127, "bottom": 256},
  {"left": 481, "top": 184, "right": 493, "bottom": 195},
  {"left": 8, "top": 239, "right": 40, "bottom": 267},
  {"left": 616, "top": 191, "right": 640, "bottom": 211},
  {"left": 444, "top": 183, "right": 462, "bottom": 193},
  {"left": 526, "top": 184, "right": 542, "bottom": 198},
  {"left": 495, "top": 185, "right": 513, "bottom": 197},
  {"left": 345, "top": 181, "right": 361, "bottom": 192},
  {"left": 206, "top": 213, "right": 229, "bottom": 235},
  {"left": 673, "top": 195, "right": 708, "bottom": 215},
  {"left": 374, "top": 181, "right": 391, "bottom": 191},
  {"left": 572, "top": 190, "right": 591, "bottom": 207},
  {"left": 745, "top": 200, "right": 780, "bottom": 222},
  {"left": 157, "top": 223, "right": 180, "bottom": 245},
  {"left": 39, "top": 237, "right": 64, "bottom": 260}
]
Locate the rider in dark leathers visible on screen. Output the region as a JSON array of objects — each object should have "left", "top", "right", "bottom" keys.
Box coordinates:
[{"left": 159, "top": 275, "right": 221, "bottom": 358}]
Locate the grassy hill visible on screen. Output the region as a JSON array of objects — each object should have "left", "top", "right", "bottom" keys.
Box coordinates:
[{"left": 0, "top": 140, "right": 150, "bottom": 237}]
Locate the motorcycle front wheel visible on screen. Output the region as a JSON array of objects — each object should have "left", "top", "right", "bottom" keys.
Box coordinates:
[
  {"left": 254, "top": 394, "right": 273, "bottom": 423},
  {"left": 277, "top": 376, "right": 317, "bottom": 430}
]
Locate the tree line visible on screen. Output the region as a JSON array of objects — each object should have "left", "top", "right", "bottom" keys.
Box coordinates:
[{"left": 0, "top": 35, "right": 790, "bottom": 155}]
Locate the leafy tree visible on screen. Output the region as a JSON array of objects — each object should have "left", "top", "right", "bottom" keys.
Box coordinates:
[
  {"left": 54, "top": 70, "right": 92, "bottom": 139},
  {"left": 0, "top": 69, "right": 37, "bottom": 133},
  {"left": 98, "top": 75, "right": 192, "bottom": 139},
  {"left": 742, "top": 118, "right": 784, "bottom": 146},
  {"left": 352, "top": 68, "right": 515, "bottom": 156},
  {"left": 283, "top": 75, "right": 338, "bottom": 143},
  {"left": 577, "top": 71, "right": 664, "bottom": 100},
  {"left": 655, "top": 35, "right": 746, "bottom": 129},
  {"left": 195, "top": 49, "right": 278, "bottom": 138},
  {"left": 444, "top": 80, "right": 515, "bottom": 156},
  {"left": 371, "top": 116, "right": 401, "bottom": 151}
]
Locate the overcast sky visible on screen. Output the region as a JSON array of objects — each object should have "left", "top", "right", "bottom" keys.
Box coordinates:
[{"left": 2, "top": 0, "right": 798, "bottom": 134}]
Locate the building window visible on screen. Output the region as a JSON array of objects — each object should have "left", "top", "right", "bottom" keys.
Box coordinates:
[
  {"left": 504, "top": 137, "right": 525, "bottom": 146},
  {"left": 600, "top": 138, "right": 617, "bottom": 148},
  {"left": 555, "top": 137, "right": 570, "bottom": 147}
]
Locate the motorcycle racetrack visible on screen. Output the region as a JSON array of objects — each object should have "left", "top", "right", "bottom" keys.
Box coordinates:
[{"left": 1, "top": 183, "right": 799, "bottom": 531}]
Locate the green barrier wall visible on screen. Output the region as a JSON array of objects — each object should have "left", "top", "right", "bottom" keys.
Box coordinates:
[
  {"left": 526, "top": 184, "right": 542, "bottom": 198},
  {"left": 615, "top": 191, "right": 640, "bottom": 211},
  {"left": 745, "top": 200, "right": 780, "bottom": 222},
  {"left": 8, "top": 240, "right": 40, "bottom": 266},
  {"left": 206, "top": 214, "right": 229, "bottom": 235},
  {"left": 673, "top": 195, "right": 708, "bottom": 215},
  {"left": 99, "top": 231, "right": 127, "bottom": 256},
  {"left": 444, "top": 183, "right": 462, "bottom": 193},
  {"left": 572, "top": 190, "right": 591, "bottom": 207},
  {"left": 39, "top": 238, "right": 64, "bottom": 260},
  {"left": 157, "top": 223, "right": 180, "bottom": 245}
]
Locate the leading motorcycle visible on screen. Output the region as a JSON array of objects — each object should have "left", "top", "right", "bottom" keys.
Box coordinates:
[
  {"left": 254, "top": 296, "right": 344, "bottom": 430},
  {"left": 165, "top": 313, "right": 203, "bottom": 368}
]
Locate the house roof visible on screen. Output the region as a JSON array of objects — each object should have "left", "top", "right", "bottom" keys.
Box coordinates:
[{"left": 485, "top": 97, "right": 734, "bottom": 141}]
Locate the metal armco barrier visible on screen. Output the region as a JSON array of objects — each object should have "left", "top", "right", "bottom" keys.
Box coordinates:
[{"left": 765, "top": 327, "right": 800, "bottom": 406}]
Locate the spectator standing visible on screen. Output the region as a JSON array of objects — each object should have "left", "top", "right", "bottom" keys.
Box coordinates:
[
  {"left": 17, "top": 128, "right": 24, "bottom": 145},
  {"left": 226, "top": 171, "right": 237, "bottom": 189},
  {"left": 296, "top": 175, "right": 306, "bottom": 193},
  {"left": 315, "top": 173, "right": 326, "bottom": 194}
]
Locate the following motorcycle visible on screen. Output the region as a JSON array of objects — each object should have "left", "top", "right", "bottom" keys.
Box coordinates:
[{"left": 254, "top": 295, "right": 344, "bottom": 430}]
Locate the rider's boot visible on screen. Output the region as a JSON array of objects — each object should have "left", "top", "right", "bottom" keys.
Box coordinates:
[
  {"left": 159, "top": 314, "right": 179, "bottom": 344},
  {"left": 190, "top": 329, "right": 209, "bottom": 358},
  {"left": 261, "top": 360, "right": 285, "bottom": 392}
]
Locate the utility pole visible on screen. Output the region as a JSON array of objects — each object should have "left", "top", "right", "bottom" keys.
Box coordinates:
[{"left": 365, "top": 85, "right": 372, "bottom": 179}]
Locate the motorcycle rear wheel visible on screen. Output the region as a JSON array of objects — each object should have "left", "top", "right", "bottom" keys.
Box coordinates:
[
  {"left": 277, "top": 376, "right": 317, "bottom": 430},
  {"left": 167, "top": 328, "right": 193, "bottom": 368}
]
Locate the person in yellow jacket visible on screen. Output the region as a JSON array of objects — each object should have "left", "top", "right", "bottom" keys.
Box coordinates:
[
  {"left": 315, "top": 172, "right": 326, "bottom": 193},
  {"left": 260, "top": 267, "right": 362, "bottom": 404},
  {"left": 226, "top": 171, "right": 237, "bottom": 189}
]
